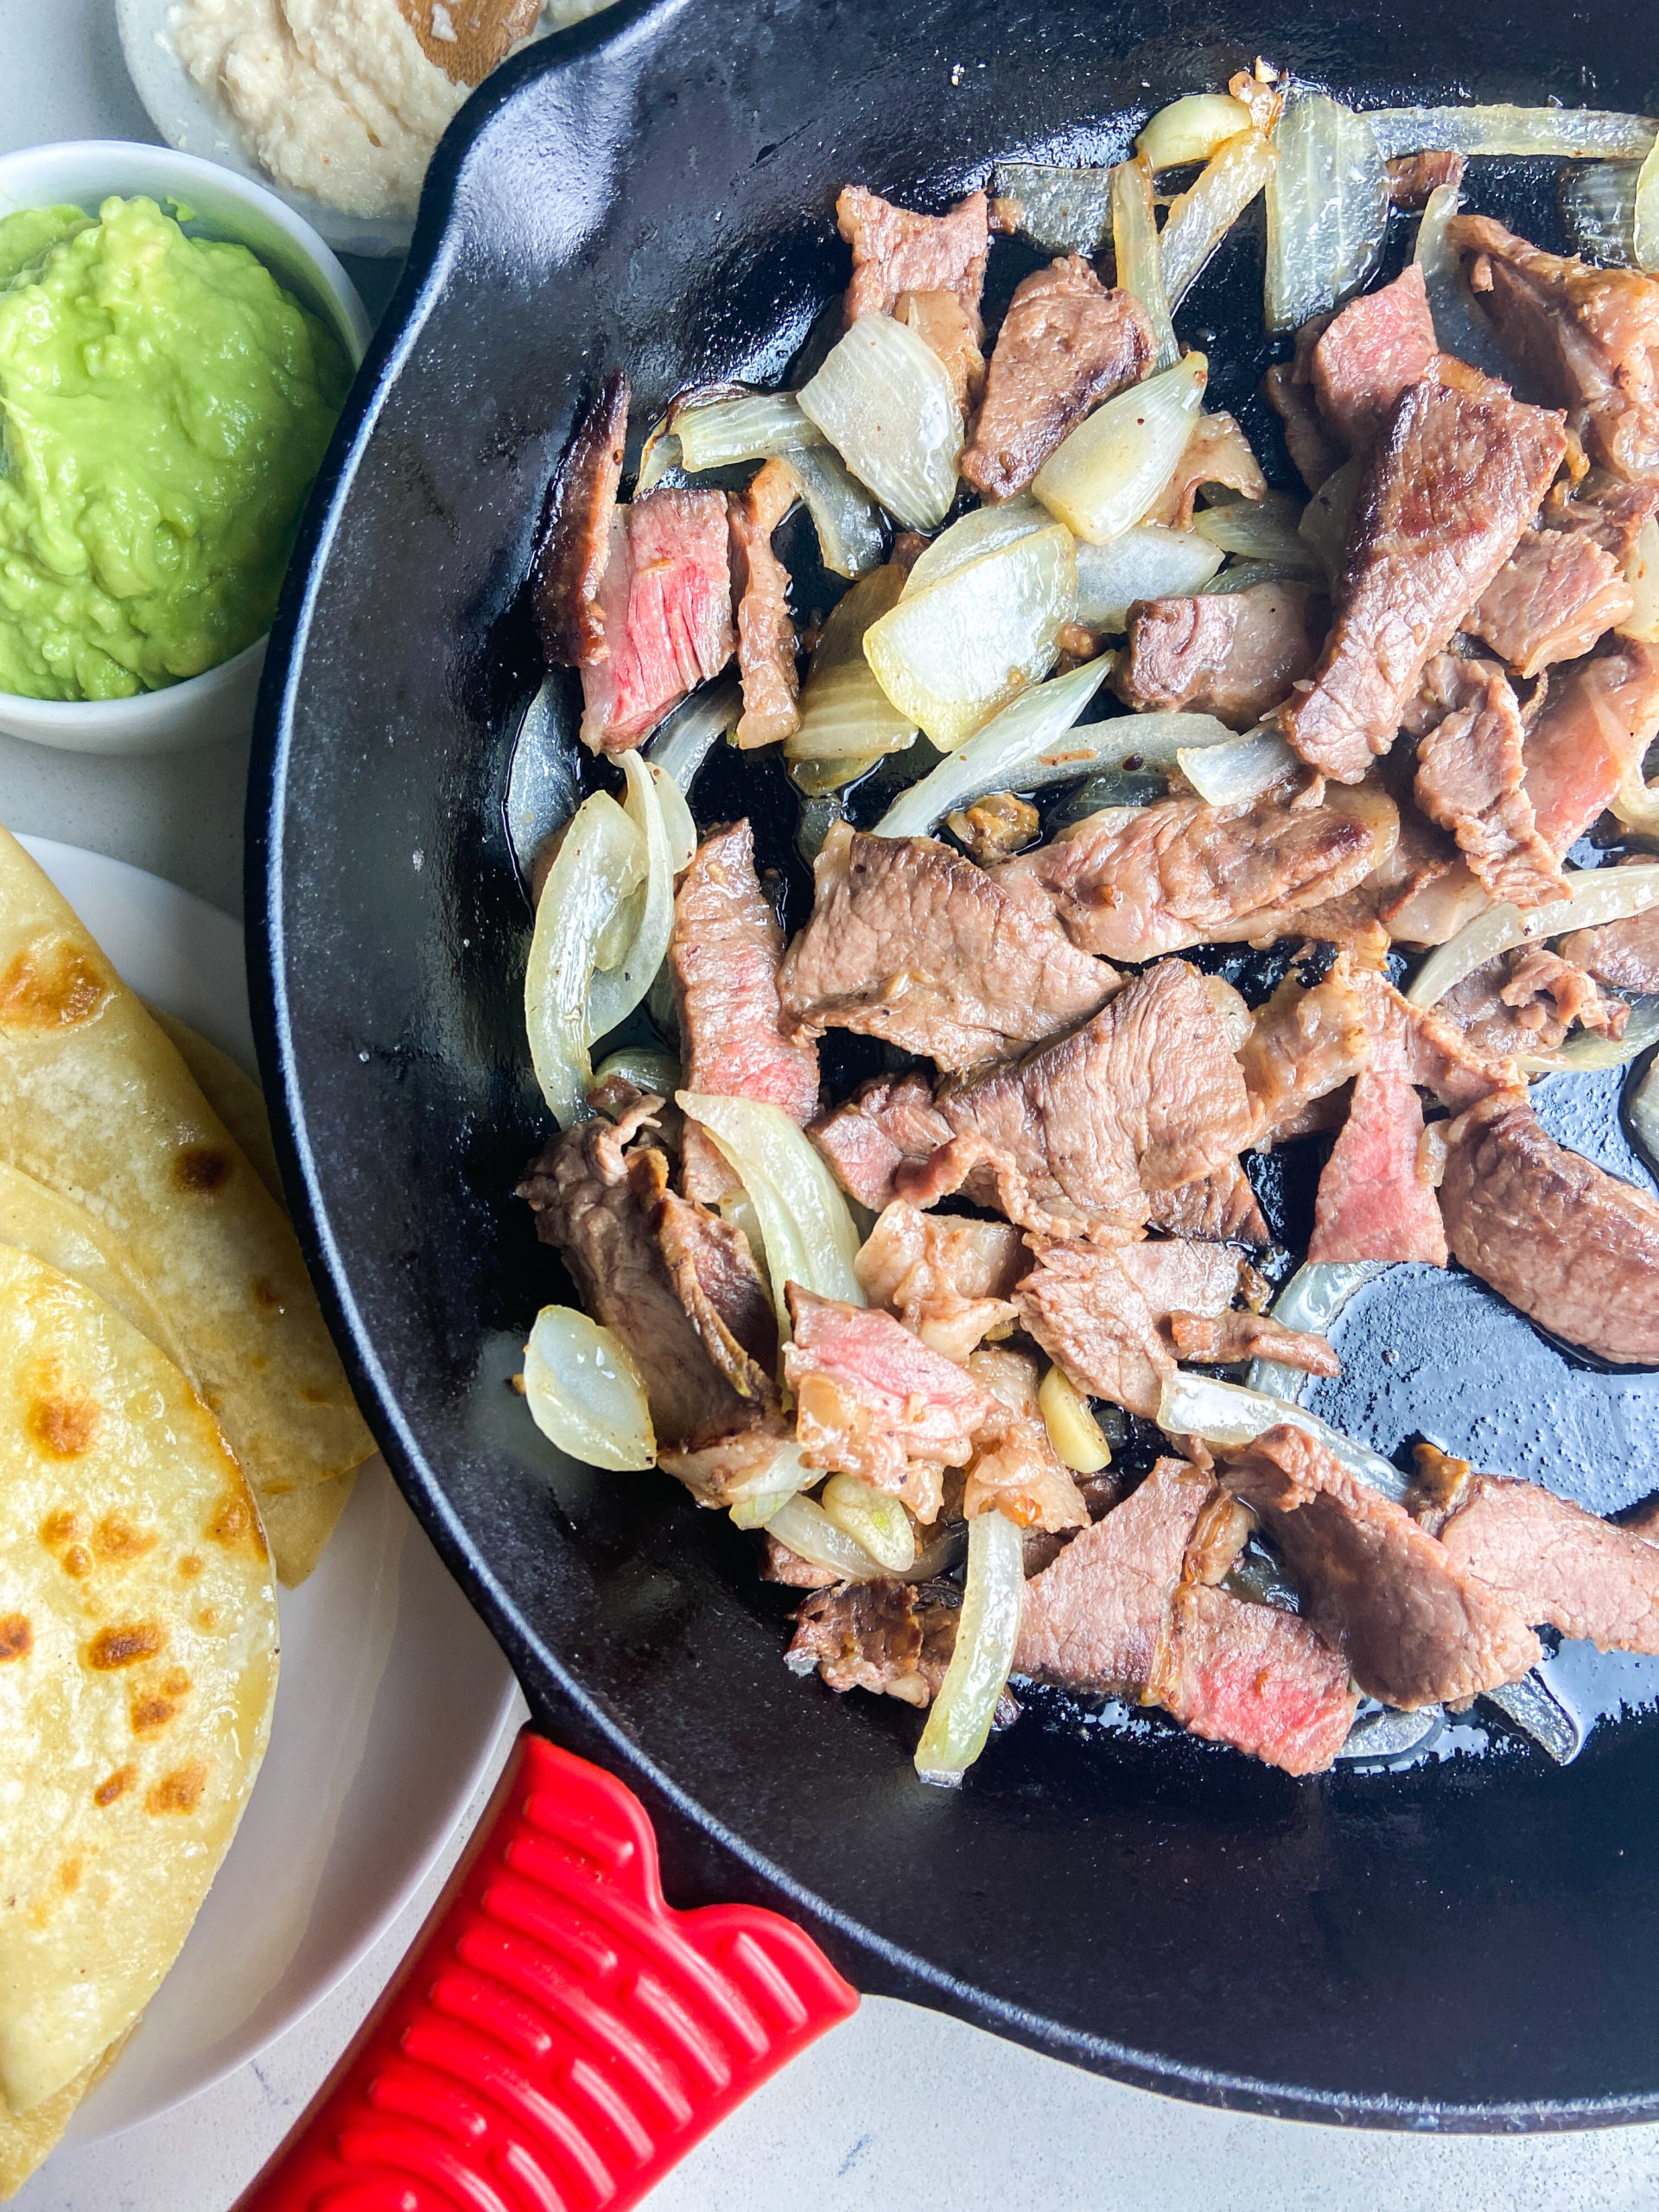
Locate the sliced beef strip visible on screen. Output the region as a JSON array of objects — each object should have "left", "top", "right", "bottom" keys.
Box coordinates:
[
  {"left": 1440, "top": 1090, "right": 1659, "bottom": 1365},
  {"left": 1437, "top": 1473, "right": 1659, "bottom": 1654},
  {"left": 786, "top": 1577, "right": 963, "bottom": 1703},
  {"left": 1145, "top": 411, "right": 1268, "bottom": 527},
  {"left": 1349, "top": 965, "right": 1519, "bottom": 1110},
  {"left": 837, "top": 185, "right": 990, "bottom": 334},
  {"left": 1311, "top": 264, "right": 1439, "bottom": 454},
  {"left": 1465, "top": 526, "right": 1633, "bottom": 679},
  {"left": 1543, "top": 479, "right": 1659, "bottom": 565},
  {"left": 579, "top": 490, "right": 736, "bottom": 753},
  {"left": 810, "top": 1070, "right": 952, "bottom": 1212},
  {"left": 1437, "top": 945, "right": 1629, "bottom": 1058},
  {"left": 729, "top": 459, "right": 801, "bottom": 749},
  {"left": 1146, "top": 1159, "right": 1270, "bottom": 1246},
  {"left": 1385, "top": 149, "right": 1465, "bottom": 210},
  {"left": 671, "top": 820, "right": 820, "bottom": 1203},
  {"left": 1280, "top": 378, "right": 1568, "bottom": 783},
  {"left": 963, "top": 1346, "right": 1090, "bottom": 1531},
  {"left": 1560, "top": 903, "right": 1659, "bottom": 995},
  {"left": 1166, "top": 1308, "right": 1339, "bottom": 1375},
  {"left": 534, "top": 368, "right": 629, "bottom": 669},
  {"left": 779, "top": 822, "right": 1118, "bottom": 1073},
  {"left": 1147, "top": 1580, "right": 1359, "bottom": 1776},
  {"left": 994, "top": 784, "right": 1393, "bottom": 963},
  {"left": 1217, "top": 1424, "right": 1541, "bottom": 1708},
  {"left": 1112, "top": 584, "right": 1327, "bottom": 729},
  {"left": 1117, "top": 1237, "right": 1243, "bottom": 1319},
  {"left": 1521, "top": 639, "right": 1659, "bottom": 856},
  {"left": 518, "top": 1105, "right": 779, "bottom": 1447},
  {"left": 1452, "top": 213, "right": 1659, "bottom": 483},
  {"left": 1015, "top": 1242, "right": 1174, "bottom": 1418},
  {"left": 1239, "top": 956, "right": 1373, "bottom": 1146},
  {"left": 895, "top": 289, "right": 987, "bottom": 415},
  {"left": 1307, "top": 1066, "right": 1448, "bottom": 1267},
  {"left": 1263, "top": 359, "right": 1348, "bottom": 496},
  {"left": 854, "top": 1202, "right": 1024, "bottom": 1363},
  {"left": 761, "top": 1533, "right": 839, "bottom": 1588},
  {"left": 784, "top": 1286, "right": 1000, "bottom": 1520},
  {"left": 1410, "top": 655, "right": 1566, "bottom": 909},
  {"left": 961, "top": 257, "right": 1154, "bottom": 500}
]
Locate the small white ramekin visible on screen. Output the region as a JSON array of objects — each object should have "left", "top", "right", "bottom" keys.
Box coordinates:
[{"left": 0, "top": 140, "right": 372, "bottom": 755}]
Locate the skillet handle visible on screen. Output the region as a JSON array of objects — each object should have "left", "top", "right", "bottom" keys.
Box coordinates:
[{"left": 236, "top": 1729, "right": 858, "bottom": 2212}]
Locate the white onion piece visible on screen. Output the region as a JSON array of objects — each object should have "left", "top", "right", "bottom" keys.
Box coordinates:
[
  {"left": 914, "top": 1505, "right": 1023, "bottom": 1786},
  {"left": 902, "top": 494, "right": 1049, "bottom": 599},
  {"left": 863, "top": 524, "right": 1077, "bottom": 750},
  {"left": 789, "top": 563, "right": 918, "bottom": 763},
  {"left": 1074, "top": 524, "right": 1224, "bottom": 629},
  {"left": 727, "top": 1440, "right": 815, "bottom": 1529},
  {"left": 592, "top": 1046, "right": 682, "bottom": 1097},
  {"left": 1033, "top": 353, "right": 1208, "bottom": 545},
  {"left": 797, "top": 315, "right": 963, "bottom": 532},
  {"left": 1620, "top": 516, "right": 1659, "bottom": 650},
  {"left": 673, "top": 392, "right": 826, "bottom": 471},
  {"left": 523, "top": 1306, "right": 656, "bottom": 1470},
  {"left": 1640, "top": 143, "right": 1659, "bottom": 270},
  {"left": 1111, "top": 156, "right": 1178, "bottom": 372},
  {"left": 1367, "top": 105, "right": 1657, "bottom": 161},
  {"left": 777, "top": 444, "right": 887, "bottom": 578},
  {"left": 1139, "top": 92, "right": 1255, "bottom": 172},
  {"left": 1407, "top": 866, "right": 1659, "bottom": 1009},
  {"left": 677, "top": 1090, "right": 865, "bottom": 1329},
  {"left": 1157, "top": 1370, "right": 1409, "bottom": 1504},
  {"left": 767, "top": 1493, "right": 888, "bottom": 1581},
  {"left": 1244, "top": 1260, "right": 1385, "bottom": 1405},
  {"left": 587, "top": 751, "right": 675, "bottom": 1042},
  {"left": 821, "top": 1472, "right": 918, "bottom": 1573},
  {"left": 1516, "top": 997, "right": 1659, "bottom": 1074},
  {"left": 1414, "top": 181, "right": 1514, "bottom": 382},
  {"left": 1264, "top": 91, "right": 1389, "bottom": 332},
  {"left": 872, "top": 655, "right": 1116, "bottom": 837},
  {"left": 1038, "top": 1363, "right": 1112, "bottom": 1473},
  {"left": 1198, "top": 559, "right": 1306, "bottom": 595},
  {"left": 1177, "top": 725, "right": 1299, "bottom": 804},
  {"left": 524, "top": 791, "right": 643, "bottom": 1125},
  {"left": 1194, "top": 490, "right": 1319, "bottom": 570},
  {"left": 645, "top": 674, "right": 741, "bottom": 791},
  {"left": 647, "top": 763, "right": 697, "bottom": 878},
  {"left": 1299, "top": 458, "right": 1364, "bottom": 588},
  {"left": 635, "top": 416, "right": 681, "bottom": 495},
  {"left": 1160, "top": 134, "right": 1279, "bottom": 312},
  {"left": 991, "top": 162, "right": 1116, "bottom": 256}
]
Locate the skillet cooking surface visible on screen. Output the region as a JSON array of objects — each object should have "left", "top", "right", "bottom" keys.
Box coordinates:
[{"left": 254, "top": 0, "right": 1659, "bottom": 2125}]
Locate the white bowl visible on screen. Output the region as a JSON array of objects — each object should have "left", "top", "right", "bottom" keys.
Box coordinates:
[{"left": 0, "top": 140, "right": 372, "bottom": 756}]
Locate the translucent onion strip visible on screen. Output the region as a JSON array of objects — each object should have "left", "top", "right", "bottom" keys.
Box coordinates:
[
  {"left": 821, "top": 1472, "right": 917, "bottom": 1573},
  {"left": 1112, "top": 156, "right": 1179, "bottom": 370},
  {"left": 873, "top": 655, "right": 1116, "bottom": 836},
  {"left": 914, "top": 1506, "right": 1023, "bottom": 1785},
  {"left": 796, "top": 315, "right": 963, "bottom": 532},
  {"left": 1264, "top": 91, "right": 1389, "bottom": 332},
  {"left": 991, "top": 161, "right": 1116, "bottom": 257},
  {"left": 777, "top": 444, "right": 887, "bottom": 578},
  {"left": 1516, "top": 997, "right": 1659, "bottom": 1074},
  {"left": 1194, "top": 490, "right": 1320, "bottom": 569},
  {"left": 1033, "top": 353, "right": 1208, "bottom": 544},
  {"left": 523, "top": 1306, "right": 656, "bottom": 1470},
  {"left": 1407, "top": 866, "right": 1659, "bottom": 1009},
  {"left": 645, "top": 674, "right": 741, "bottom": 791},
  {"left": 788, "top": 563, "right": 918, "bottom": 763},
  {"left": 727, "top": 1440, "right": 815, "bottom": 1529},
  {"left": 1160, "top": 132, "right": 1279, "bottom": 311},
  {"left": 1177, "top": 725, "right": 1299, "bottom": 804},
  {"left": 677, "top": 1090, "right": 864, "bottom": 1328},
  {"left": 902, "top": 495, "right": 1049, "bottom": 599},
  {"left": 1139, "top": 92, "right": 1256, "bottom": 172},
  {"left": 1630, "top": 1054, "right": 1659, "bottom": 1175},
  {"left": 673, "top": 391, "right": 826, "bottom": 471},
  {"left": 1074, "top": 523, "right": 1224, "bottom": 629},
  {"left": 635, "top": 416, "right": 681, "bottom": 496},
  {"left": 767, "top": 1492, "right": 889, "bottom": 1581},
  {"left": 1366, "top": 105, "right": 1657, "bottom": 162},
  {"left": 1298, "top": 457, "right": 1364, "bottom": 587},
  {"left": 1157, "top": 1369, "right": 1409, "bottom": 1503},
  {"left": 587, "top": 750, "right": 674, "bottom": 1042},
  {"left": 592, "top": 1046, "right": 682, "bottom": 1098},
  {"left": 648, "top": 764, "right": 697, "bottom": 878},
  {"left": 524, "top": 792, "right": 643, "bottom": 1126},
  {"left": 1245, "top": 1260, "right": 1385, "bottom": 1404},
  {"left": 1414, "top": 181, "right": 1513, "bottom": 382},
  {"left": 1619, "top": 516, "right": 1659, "bottom": 650}
]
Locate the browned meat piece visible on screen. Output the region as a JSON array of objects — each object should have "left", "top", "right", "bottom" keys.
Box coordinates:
[
  {"left": 729, "top": 459, "right": 800, "bottom": 749},
  {"left": 1239, "top": 956, "right": 1372, "bottom": 1146},
  {"left": 1145, "top": 1160, "right": 1270, "bottom": 1245},
  {"left": 671, "top": 821, "right": 820, "bottom": 1203},
  {"left": 1544, "top": 479, "right": 1659, "bottom": 565},
  {"left": 855, "top": 1203, "right": 1023, "bottom": 1362},
  {"left": 1145, "top": 412, "right": 1268, "bottom": 527},
  {"left": 660, "top": 1428, "right": 793, "bottom": 1509},
  {"left": 1111, "top": 583, "right": 1327, "bottom": 729},
  {"left": 1498, "top": 947, "right": 1626, "bottom": 1037},
  {"left": 534, "top": 369, "right": 629, "bottom": 669},
  {"left": 1263, "top": 360, "right": 1348, "bottom": 496},
  {"left": 1147, "top": 1581, "right": 1359, "bottom": 1776},
  {"left": 1385, "top": 150, "right": 1465, "bottom": 210},
  {"left": 1521, "top": 640, "right": 1659, "bottom": 856},
  {"left": 1466, "top": 528, "right": 1633, "bottom": 678},
  {"left": 963, "top": 1346, "right": 1089, "bottom": 1530},
  {"left": 837, "top": 185, "right": 990, "bottom": 334},
  {"left": 810, "top": 1070, "right": 951, "bottom": 1211},
  {"left": 961, "top": 257, "right": 1154, "bottom": 500},
  {"left": 1308, "top": 1067, "right": 1447, "bottom": 1267},
  {"left": 579, "top": 490, "right": 736, "bottom": 752},
  {"left": 760, "top": 1534, "right": 838, "bottom": 1588},
  {"left": 1351, "top": 968, "right": 1518, "bottom": 1109},
  {"left": 784, "top": 1287, "right": 1000, "bottom": 1520},
  {"left": 1452, "top": 213, "right": 1659, "bottom": 482},
  {"left": 1437, "top": 1473, "right": 1659, "bottom": 1654},
  {"left": 518, "top": 1103, "right": 779, "bottom": 1447},
  {"left": 946, "top": 791, "right": 1041, "bottom": 865},
  {"left": 779, "top": 823, "right": 1117, "bottom": 1072},
  {"left": 1013, "top": 1457, "right": 1216, "bottom": 1693},
  {"left": 1218, "top": 1425, "right": 1541, "bottom": 1707},
  {"left": 1280, "top": 379, "right": 1567, "bottom": 782},
  {"left": 1118, "top": 1236, "right": 1243, "bottom": 1317},
  {"left": 1015, "top": 1242, "right": 1174, "bottom": 1418},
  {"left": 1438, "top": 945, "right": 1629, "bottom": 1058},
  {"left": 1184, "top": 1492, "right": 1255, "bottom": 1586},
  {"left": 894, "top": 289, "right": 986, "bottom": 415},
  {"left": 1166, "top": 1308, "right": 1339, "bottom": 1375},
  {"left": 1560, "top": 904, "right": 1659, "bottom": 995},
  {"left": 1411, "top": 657, "right": 1566, "bottom": 909},
  {"left": 1440, "top": 1090, "right": 1659, "bottom": 1365},
  {"left": 786, "top": 1578, "right": 961, "bottom": 1702},
  {"left": 1312, "top": 264, "right": 1439, "bottom": 454},
  {"left": 994, "top": 784, "right": 1394, "bottom": 963}
]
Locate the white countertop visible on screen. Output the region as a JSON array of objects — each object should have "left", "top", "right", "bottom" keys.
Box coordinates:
[{"left": 10, "top": 13, "right": 1659, "bottom": 2206}]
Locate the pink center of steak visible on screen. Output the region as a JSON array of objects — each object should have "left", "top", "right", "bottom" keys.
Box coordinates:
[
  {"left": 1147, "top": 1580, "right": 1358, "bottom": 1777},
  {"left": 1307, "top": 1066, "right": 1447, "bottom": 1268},
  {"left": 579, "top": 489, "right": 736, "bottom": 752},
  {"left": 1310, "top": 263, "right": 1439, "bottom": 453}
]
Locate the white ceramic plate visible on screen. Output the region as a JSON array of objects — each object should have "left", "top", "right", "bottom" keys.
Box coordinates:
[{"left": 15, "top": 836, "right": 525, "bottom": 2145}]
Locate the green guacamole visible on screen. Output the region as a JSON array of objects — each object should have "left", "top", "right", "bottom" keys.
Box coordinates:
[{"left": 0, "top": 195, "right": 350, "bottom": 702}]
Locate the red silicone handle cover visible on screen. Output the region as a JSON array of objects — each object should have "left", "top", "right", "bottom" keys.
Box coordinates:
[{"left": 239, "top": 1731, "right": 859, "bottom": 2212}]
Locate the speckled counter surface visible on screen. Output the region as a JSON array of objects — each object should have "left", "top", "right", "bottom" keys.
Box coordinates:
[{"left": 7, "top": 13, "right": 1659, "bottom": 2207}]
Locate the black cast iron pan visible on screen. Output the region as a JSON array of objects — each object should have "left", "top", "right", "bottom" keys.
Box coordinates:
[{"left": 249, "top": 0, "right": 1659, "bottom": 2131}]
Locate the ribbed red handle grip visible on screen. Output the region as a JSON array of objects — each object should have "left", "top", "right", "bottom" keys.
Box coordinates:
[{"left": 238, "top": 1731, "right": 858, "bottom": 2212}]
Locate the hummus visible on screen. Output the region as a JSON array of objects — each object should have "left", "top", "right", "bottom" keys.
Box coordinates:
[
  {"left": 0, "top": 196, "right": 348, "bottom": 702},
  {"left": 171, "top": 0, "right": 544, "bottom": 220}
]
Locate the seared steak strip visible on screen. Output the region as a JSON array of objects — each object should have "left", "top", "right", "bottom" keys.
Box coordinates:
[
  {"left": 1165, "top": 1308, "right": 1339, "bottom": 1375},
  {"left": 580, "top": 489, "right": 736, "bottom": 752},
  {"left": 1146, "top": 1160, "right": 1270, "bottom": 1246},
  {"left": 1466, "top": 527, "right": 1633, "bottom": 678},
  {"left": 534, "top": 368, "right": 629, "bottom": 669},
  {"left": 1310, "top": 264, "right": 1438, "bottom": 454},
  {"left": 1409, "top": 654, "right": 1565, "bottom": 909},
  {"left": 1308, "top": 1066, "right": 1447, "bottom": 1267},
  {"left": 1437, "top": 1473, "right": 1659, "bottom": 1654},
  {"left": 787, "top": 1578, "right": 963, "bottom": 1704},
  {"left": 1111, "top": 584, "right": 1326, "bottom": 729},
  {"left": 1560, "top": 900, "right": 1659, "bottom": 995},
  {"left": 1015, "top": 1242, "right": 1174, "bottom": 1418},
  {"left": 1521, "top": 639, "right": 1659, "bottom": 857},
  {"left": 729, "top": 458, "right": 802, "bottom": 748},
  {"left": 1147, "top": 1580, "right": 1359, "bottom": 1776},
  {"left": 837, "top": 185, "right": 990, "bottom": 333},
  {"left": 1438, "top": 946, "right": 1628, "bottom": 1058}
]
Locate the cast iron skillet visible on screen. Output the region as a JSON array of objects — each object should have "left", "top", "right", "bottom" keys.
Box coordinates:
[{"left": 251, "top": 0, "right": 1659, "bottom": 2128}]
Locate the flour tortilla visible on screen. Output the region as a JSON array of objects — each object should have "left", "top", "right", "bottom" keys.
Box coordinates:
[
  {"left": 260, "top": 1469, "right": 359, "bottom": 1587},
  {"left": 0, "top": 2033, "right": 127, "bottom": 2199},
  {"left": 0, "top": 1245, "right": 278, "bottom": 2115},
  {"left": 0, "top": 827, "right": 372, "bottom": 1502},
  {"left": 141, "top": 1006, "right": 284, "bottom": 1210}
]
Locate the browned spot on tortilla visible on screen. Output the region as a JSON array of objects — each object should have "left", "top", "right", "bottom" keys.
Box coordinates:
[
  {"left": 62, "top": 1544, "right": 92, "bottom": 1580},
  {"left": 0, "top": 1614, "right": 32, "bottom": 1662},
  {"left": 94, "top": 1764, "right": 137, "bottom": 1808},
  {"left": 59, "top": 1858, "right": 81, "bottom": 1894},
  {"left": 86, "top": 1622, "right": 166, "bottom": 1670},
  {"left": 249, "top": 1354, "right": 269, "bottom": 1372},
  {"left": 94, "top": 1512, "right": 156, "bottom": 1562},
  {"left": 41, "top": 1508, "right": 89, "bottom": 1546},
  {"left": 0, "top": 935, "right": 112, "bottom": 1031},
  {"left": 178, "top": 1554, "right": 203, "bottom": 1580},
  {"left": 251, "top": 1275, "right": 286, "bottom": 1313},
  {"left": 145, "top": 1762, "right": 207, "bottom": 1815},
  {"left": 162, "top": 1666, "right": 190, "bottom": 1698},
  {"left": 173, "top": 1145, "right": 232, "bottom": 1195},
  {"left": 300, "top": 1385, "right": 331, "bottom": 1405},
  {"left": 130, "top": 1694, "right": 177, "bottom": 1738},
  {"left": 28, "top": 1388, "right": 100, "bottom": 1459},
  {"left": 207, "top": 1491, "right": 252, "bottom": 1548},
  {"left": 195, "top": 1605, "right": 219, "bottom": 1631}
]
